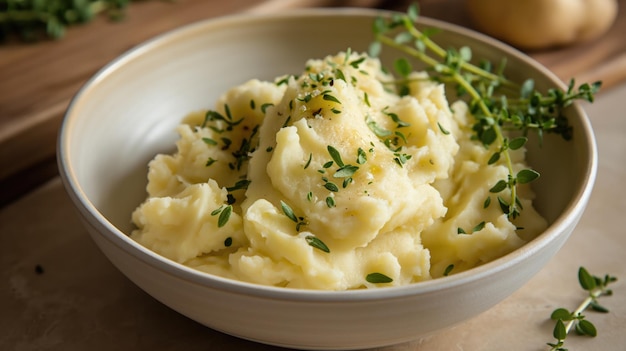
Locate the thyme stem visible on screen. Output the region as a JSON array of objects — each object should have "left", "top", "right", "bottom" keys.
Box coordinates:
[
  {"left": 376, "top": 30, "right": 519, "bottom": 216},
  {"left": 398, "top": 16, "right": 517, "bottom": 90}
]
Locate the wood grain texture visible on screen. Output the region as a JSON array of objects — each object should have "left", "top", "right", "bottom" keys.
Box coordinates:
[
  {"left": 1, "top": 0, "right": 625, "bottom": 205},
  {"left": 0, "top": 0, "right": 270, "bottom": 205}
]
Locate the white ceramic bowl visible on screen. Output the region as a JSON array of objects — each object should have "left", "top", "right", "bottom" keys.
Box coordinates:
[{"left": 57, "top": 8, "right": 597, "bottom": 350}]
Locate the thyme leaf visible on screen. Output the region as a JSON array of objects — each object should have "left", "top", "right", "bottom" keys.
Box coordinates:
[
  {"left": 443, "top": 264, "right": 454, "bottom": 276},
  {"left": 216, "top": 205, "right": 232, "bottom": 228},
  {"left": 324, "top": 182, "right": 339, "bottom": 192},
  {"left": 334, "top": 165, "right": 359, "bottom": 178},
  {"left": 280, "top": 200, "right": 307, "bottom": 232},
  {"left": 327, "top": 145, "right": 345, "bottom": 167},
  {"left": 305, "top": 235, "right": 330, "bottom": 253},
  {"left": 226, "top": 179, "right": 251, "bottom": 192},
  {"left": 366, "top": 272, "right": 393, "bottom": 284},
  {"left": 280, "top": 200, "right": 298, "bottom": 223},
  {"left": 323, "top": 94, "right": 341, "bottom": 104}
]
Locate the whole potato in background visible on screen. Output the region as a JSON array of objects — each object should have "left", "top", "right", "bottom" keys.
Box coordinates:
[{"left": 466, "top": 0, "right": 618, "bottom": 50}]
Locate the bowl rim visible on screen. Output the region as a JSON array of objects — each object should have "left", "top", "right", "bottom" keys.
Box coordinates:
[{"left": 57, "top": 7, "right": 598, "bottom": 302}]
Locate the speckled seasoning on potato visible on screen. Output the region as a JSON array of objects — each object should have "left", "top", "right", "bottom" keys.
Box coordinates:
[{"left": 130, "top": 51, "right": 547, "bottom": 290}]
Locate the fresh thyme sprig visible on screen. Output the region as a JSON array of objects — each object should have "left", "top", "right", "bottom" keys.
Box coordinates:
[
  {"left": 547, "top": 267, "right": 617, "bottom": 351},
  {"left": 370, "top": 4, "right": 601, "bottom": 218},
  {"left": 0, "top": 0, "right": 151, "bottom": 42}
]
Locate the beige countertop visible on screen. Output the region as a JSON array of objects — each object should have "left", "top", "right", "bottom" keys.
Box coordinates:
[{"left": 1, "top": 72, "right": 625, "bottom": 351}]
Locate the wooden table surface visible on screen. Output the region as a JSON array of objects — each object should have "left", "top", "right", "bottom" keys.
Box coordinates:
[{"left": 1, "top": 1, "right": 626, "bottom": 350}]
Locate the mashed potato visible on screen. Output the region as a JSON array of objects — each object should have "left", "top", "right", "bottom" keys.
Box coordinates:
[{"left": 131, "top": 51, "right": 547, "bottom": 290}]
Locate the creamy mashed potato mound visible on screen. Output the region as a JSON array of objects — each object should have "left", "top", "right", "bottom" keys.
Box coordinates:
[{"left": 131, "top": 51, "right": 547, "bottom": 290}]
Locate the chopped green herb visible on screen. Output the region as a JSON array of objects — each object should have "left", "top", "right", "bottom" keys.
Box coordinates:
[
  {"left": 357, "top": 148, "right": 367, "bottom": 164},
  {"left": 349, "top": 56, "right": 366, "bottom": 69},
  {"left": 304, "top": 153, "right": 313, "bottom": 169},
  {"left": 366, "top": 272, "right": 393, "bottom": 284},
  {"left": 327, "top": 145, "right": 345, "bottom": 167},
  {"left": 366, "top": 116, "right": 392, "bottom": 137},
  {"left": 334, "top": 165, "right": 359, "bottom": 178},
  {"left": 483, "top": 196, "right": 491, "bottom": 208},
  {"left": 324, "top": 182, "right": 339, "bottom": 192},
  {"left": 325, "top": 196, "right": 335, "bottom": 208},
  {"left": 211, "top": 205, "right": 225, "bottom": 216},
  {"left": 282, "top": 115, "right": 292, "bottom": 128},
  {"left": 305, "top": 235, "right": 330, "bottom": 253},
  {"left": 342, "top": 178, "right": 353, "bottom": 188},
  {"left": 229, "top": 125, "right": 259, "bottom": 171},
  {"left": 443, "top": 264, "right": 454, "bottom": 276},
  {"left": 202, "top": 137, "right": 218, "bottom": 145},
  {"left": 261, "top": 103, "right": 274, "bottom": 114},
  {"left": 299, "top": 94, "right": 313, "bottom": 103},
  {"left": 437, "top": 122, "right": 451, "bottom": 135},
  {"left": 220, "top": 137, "right": 232, "bottom": 150},
  {"left": 335, "top": 68, "right": 346, "bottom": 82},
  {"left": 276, "top": 76, "right": 290, "bottom": 86},
  {"left": 393, "top": 152, "right": 412, "bottom": 167},
  {"left": 217, "top": 205, "right": 232, "bottom": 228},
  {"left": 323, "top": 94, "right": 341, "bottom": 104},
  {"left": 281, "top": 200, "right": 307, "bottom": 231},
  {"left": 205, "top": 157, "right": 217, "bottom": 167},
  {"left": 280, "top": 201, "right": 298, "bottom": 223},
  {"left": 383, "top": 108, "right": 410, "bottom": 128},
  {"left": 226, "top": 179, "right": 251, "bottom": 192},
  {"left": 472, "top": 221, "right": 486, "bottom": 232}
]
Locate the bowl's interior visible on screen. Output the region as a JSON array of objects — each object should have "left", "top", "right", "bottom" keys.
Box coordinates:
[{"left": 60, "top": 8, "right": 593, "bottom": 277}]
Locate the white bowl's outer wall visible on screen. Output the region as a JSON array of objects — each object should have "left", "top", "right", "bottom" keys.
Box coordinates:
[
  {"left": 79, "top": 210, "right": 583, "bottom": 350},
  {"left": 58, "top": 9, "right": 597, "bottom": 350}
]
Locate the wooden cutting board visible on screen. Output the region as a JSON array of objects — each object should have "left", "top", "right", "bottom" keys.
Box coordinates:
[{"left": 1, "top": 0, "right": 625, "bottom": 206}]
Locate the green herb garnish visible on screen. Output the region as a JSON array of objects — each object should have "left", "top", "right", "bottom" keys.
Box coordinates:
[
  {"left": 366, "top": 272, "right": 393, "bottom": 284},
  {"left": 305, "top": 235, "right": 330, "bottom": 253},
  {"left": 280, "top": 200, "right": 307, "bottom": 231},
  {"left": 325, "top": 196, "right": 335, "bottom": 208},
  {"left": 327, "top": 145, "right": 345, "bottom": 167},
  {"left": 370, "top": 4, "right": 600, "bottom": 218},
  {"left": 224, "top": 237, "right": 233, "bottom": 247},
  {"left": 443, "top": 264, "right": 454, "bottom": 276},
  {"left": 211, "top": 205, "right": 232, "bottom": 228},
  {"left": 547, "top": 267, "right": 616, "bottom": 351}
]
